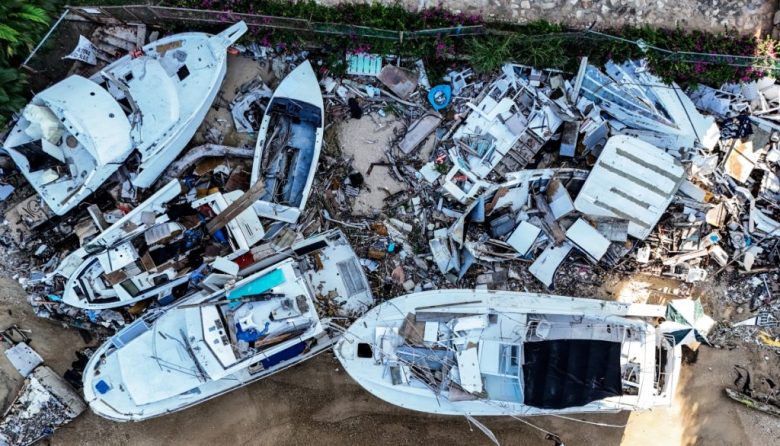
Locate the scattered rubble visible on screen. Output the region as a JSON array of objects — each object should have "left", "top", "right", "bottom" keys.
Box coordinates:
[
  {"left": 2, "top": 15, "right": 780, "bottom": 437},
  {"left": 0, "top": 328, "right": 86, "bottom": 446}
]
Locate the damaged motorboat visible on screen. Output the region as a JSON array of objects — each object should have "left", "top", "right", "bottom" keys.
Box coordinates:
[
  {"left": 83, "top": 230, "right": 372, "bottom": 421},
  {"left": 59, "top": 180, "right": 264, "bottom": 310},
  {"left": 49, "top": 179, "right": 184, "bottom": 282},
  {"left": 1, "top": 22, "right": 247, "bottom": 215},
  {"left": 336, "top": 290, "right": 701, "bottom": 416},
  {"left": 250, "top": 60, "right": 324, "bottom": 224}
]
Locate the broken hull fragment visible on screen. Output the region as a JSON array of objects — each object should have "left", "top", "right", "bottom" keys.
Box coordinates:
[
  {"left": 250, "top": 60, "right": 324, "bottom": 224},
  {"left": 83, "top": 230, "right": 372, "bottom": 421},
  {"left": 1, "top": 22, "right": 247, "bottom": 215},
  {"left": 336, "top": 290, "right": 690, "bottom": 417}
]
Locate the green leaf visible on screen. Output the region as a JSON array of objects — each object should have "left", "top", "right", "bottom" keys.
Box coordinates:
[
  {"left": 18, "top": 5, "right": 51, "bottom": 25},
  {"left": 0, "top": 68, "right": 19, "bottom": 84},
  {"left": 0, "top": 24, "right": 20, "bottom": 44}
]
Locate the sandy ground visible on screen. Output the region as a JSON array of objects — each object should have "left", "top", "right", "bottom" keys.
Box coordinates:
[
  {"left": 336, "top": 114, "right": 407, "bottom": 217},
  {"left": 0, "top": 273, "right": 777, "bottom": 446}
]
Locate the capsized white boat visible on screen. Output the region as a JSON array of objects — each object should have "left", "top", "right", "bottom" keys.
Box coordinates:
[
  {"left": 250, "top": 60, "right": 323, "bottom": 224},
  {"left": 1, "top": 22, "right": 247, "bottom": 215},
  {"left": 335, "top": 290, "right": 703, "bottom": 416},
  {"left": 60, "top": 181, "right": 264, "bottom": 310},
  {"left": 83, "top": 230, "right": 372, "bottom": 421}
]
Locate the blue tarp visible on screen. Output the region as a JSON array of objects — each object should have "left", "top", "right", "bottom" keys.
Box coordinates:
[{"left": 261, "top": 342, "right": 306, "bottom": 369}]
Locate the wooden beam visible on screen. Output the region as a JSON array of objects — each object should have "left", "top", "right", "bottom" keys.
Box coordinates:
[{"left": 205, "top": 181, "right": 265, "bottom": 235}]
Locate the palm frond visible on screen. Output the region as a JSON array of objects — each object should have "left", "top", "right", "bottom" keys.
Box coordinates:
[{"left": 0, "top": 24, "right": 20, "bottom": 44}]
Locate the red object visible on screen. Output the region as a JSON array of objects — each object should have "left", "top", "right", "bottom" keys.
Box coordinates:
[
  {"left": 233, "top": 252, "right": 255, "bottom": 270},
  {"left": 227, "top": 47, "right": 240, "bottom": 55},
  {"left": 196, "top": 204, "right": 216, "bottom": 218},
  {"left": 130, "top": 49, "right": 145, "bottom": 59}
]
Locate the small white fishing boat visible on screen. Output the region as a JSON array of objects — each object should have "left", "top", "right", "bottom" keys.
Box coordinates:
[
  {"left": 1, "top": 22, "right": 247, "bottom": 215},
  {"left": 250, "top": 60, "right": 324, "bottom": 224},
  {"left": 83, "top": 230, "right": 372, "bottom": 421},
  {"left": 336, "top": 290, "right": 701, "bottom": 416},
  {"left": 60, "top": 181, "right": 264, "bottom": 310}
]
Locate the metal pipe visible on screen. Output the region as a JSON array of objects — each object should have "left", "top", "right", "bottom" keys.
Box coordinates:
[{"left": 22, "top": 8, "right": 71, "bottom": 69}]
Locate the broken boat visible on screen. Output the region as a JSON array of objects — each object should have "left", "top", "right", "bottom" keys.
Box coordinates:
[
  {"left": 1, "top": 22, "right": 247, "bottom": 215},
  {"left": 336, "top": 290, "right": 700, "bottom": 416},
  {"left": 250, "top": 60, "right": 324, "bottom": 224},
  {"left": 59, "top": 180, "right": 264, "bottom": 310},
  {"left": 83, "top": 230, "right": 372, "bottom": 421}
]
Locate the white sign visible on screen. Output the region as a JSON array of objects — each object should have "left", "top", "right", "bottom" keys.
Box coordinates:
[{"left": 63, "top": 35, "right": 98, "bottom": 65}]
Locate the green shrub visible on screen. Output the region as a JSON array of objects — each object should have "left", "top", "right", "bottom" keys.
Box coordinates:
[{"left": 0, "top": 0, "right": 58, "bottom": 129}]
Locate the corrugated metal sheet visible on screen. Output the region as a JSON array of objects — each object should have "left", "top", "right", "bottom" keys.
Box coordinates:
[{"left": 573, "top": 135, "right": 685, "bottom": 240}]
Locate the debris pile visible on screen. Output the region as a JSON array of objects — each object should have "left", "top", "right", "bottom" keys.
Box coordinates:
[
  {"left": 1, "top": 16, "right": 780, "bottom": 432},
  {"left": 0, "top": 328, "right": 86, "bottom": 446},
  {"left": 0, "top": 366, "right": 86, "bottom": 446}
]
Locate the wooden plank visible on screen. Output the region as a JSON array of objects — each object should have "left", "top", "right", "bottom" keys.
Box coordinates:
[
  {"left": 206, "top": 181, "right": 266, "bottom": 235},
  {"left": 534, "top": 192, "right": 567, "bottom": 244},
  {"left": 415, "top": 312, "right": 480, "bottom": 322},
  {"left": 104, "top": 270, "right": 128, "bottom": 286},
  {"left": 139, "top": 252, "right": 156, "bottom": 272}
]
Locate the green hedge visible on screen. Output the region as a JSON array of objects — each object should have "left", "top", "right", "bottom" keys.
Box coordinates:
[{"left": 2, "top": 0, "right": 778, "bottom": 129}]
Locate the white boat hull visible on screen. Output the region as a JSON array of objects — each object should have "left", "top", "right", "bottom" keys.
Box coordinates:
[
  {"left": 336, "top": 290, "right": 684, "bottom": 417},
  {"left": 1, "top": 22, "right": 247, "bottom": 215},
  {"left": 82, "top": 230, "right": 372, "bottom": 421},
  {"left": 251, "top": 60, "right": 323, "bottom": 224}
]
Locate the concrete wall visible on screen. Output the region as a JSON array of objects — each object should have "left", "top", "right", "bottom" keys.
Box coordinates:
[{"left": 317, "top": 0, "right": 778, "bottom": 35}]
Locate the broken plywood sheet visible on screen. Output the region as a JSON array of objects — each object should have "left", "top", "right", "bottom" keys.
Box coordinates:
[
  {"left": 529, "top": 241, "right": 573, "bottom": 287},
  {"left": 455, "top": 347, "right": 482, "bottom": 393},
  {"left": 398, "top": 113, "right": 441, "bottom": 155},
  {"left": 559, "top": 120, "right": 580, "bottom": 157},
  {"left": 566, "top": 218, "right": 610, "bottom": 262},
  {"left": 429, "top": 237, "right": 455, "bottom": 274},
  {"left": 377, "top": 65, "right": 418, "bottom": 99},
  {"left": 4, "top": 195, "right": 53, "bottom": 244},
  {"left": 724, "top": 139, "right": 761, "bottom": 183},
  {"left": 574, "top": 135, "right": 685, "bottom": 240},
  {"left": 4, "top": 342, "right": 43, "bottom": 377},
  {"left": 594, "top": 218, "right": 629, "bottom": 242},
  {"left": 506, "top": 221, "right": 541, "bottom": 255},
  {"left": 546, "top": 179, "right": 575, "bottom": 219},
  {"left": 678, "top": 180, "right": 707, "bottom": 202}
]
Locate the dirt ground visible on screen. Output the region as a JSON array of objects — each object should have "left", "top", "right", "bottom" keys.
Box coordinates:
[{"left": 0, "top": 273, "right": 777, "bottom": 446}]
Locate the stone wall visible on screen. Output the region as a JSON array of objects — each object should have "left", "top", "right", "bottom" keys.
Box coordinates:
[{"left": 317, "top": 0, "right": 778, "bottom": 35}]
